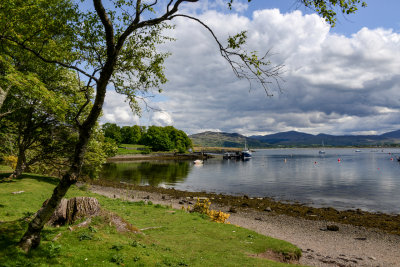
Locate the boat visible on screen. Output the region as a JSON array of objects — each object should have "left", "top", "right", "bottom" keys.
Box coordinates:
[
  {"left": 242, "top": 140, "right": 252, "bottom": 159},
  {"left": 355, "top": 149, "right": 361, "bottom": 152},
  {"left": 319, "top": 141, "right": 325, "bottom": 154},
  {"left": 193, "top": 159, "right": 203, "bottom": 165}
]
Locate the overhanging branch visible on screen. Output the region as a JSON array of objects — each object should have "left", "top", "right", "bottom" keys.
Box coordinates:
[
  {"left": 170, "top": 14, "right": 283, "bottom": 96},
  {"left": 0, "top": 35, "right": 98, "bottom": 82}
]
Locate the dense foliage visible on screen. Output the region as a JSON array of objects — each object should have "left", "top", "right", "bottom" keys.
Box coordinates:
[{"left": 102, "top": 123, "right": 192, "bottom": 152}]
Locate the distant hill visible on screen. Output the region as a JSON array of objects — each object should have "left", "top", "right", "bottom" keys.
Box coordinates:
[
  {"left": 189, "top": 130, "right": 400, "bottom": 148},
  {"left": 189, "top": 131, "right": 266, "bottom": 148}
]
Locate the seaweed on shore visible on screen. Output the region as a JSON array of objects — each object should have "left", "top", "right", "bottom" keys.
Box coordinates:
[{"left": 89, "top": 179, "right": 400, "bottom": 235}]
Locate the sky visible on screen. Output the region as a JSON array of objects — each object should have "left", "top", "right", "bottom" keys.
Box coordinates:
[{"left": 100, "top": 0, "right": 400, "bottom": 136}]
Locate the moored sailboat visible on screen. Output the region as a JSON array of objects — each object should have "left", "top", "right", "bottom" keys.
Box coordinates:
[{"left": 242, "top": 140, "right": 252, "bottom": 159}]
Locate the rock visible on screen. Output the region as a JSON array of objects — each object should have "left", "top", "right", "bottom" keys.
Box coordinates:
[
  {"left": 354, "top": 237, "right": 367, "bottom": 240},
  {"left": 241, "top": 203, "right": 249, "bottom": 207},
  {"left": 178, "top": 201, "right": 185, "bottom": 205},
  {"left": 368, "top": 256, "right": 376, "bottom": 261},
  {"left": 255, "top": 217, "right": 262, "bottom": 221},
  {"left": 264, "top": 207, "right": 272, "bottom": 212},
  {"left": 228, "top": 207, "right": 237, "bottom": 213},
  {"left": 326, "top": 225, "right": 339, "bottom": 231},
  {"left": 143, "top": 195, "right": 150, "bottom": 199},
  {"left": 243, "top": 195, "right": 249, "bottom": 199}
]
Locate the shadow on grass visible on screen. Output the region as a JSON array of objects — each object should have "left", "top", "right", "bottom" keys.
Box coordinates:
[
  {"left": 0, "top": 173, "right": 59, "bottom": 185},
  {"left": 0, "top": 218, "right": 61, "bottom": 266},
  {"left": 0, "top": 219, "right": 27, "bottom": 250}
]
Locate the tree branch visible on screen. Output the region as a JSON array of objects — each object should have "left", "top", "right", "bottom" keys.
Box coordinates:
[
  {"left": 116, "top": 0, "right": 198, "bottom": 52},
  {"left": 170, "top": 14, "right": 283, "bottom": 96},
  {"left": 133, "top": 0, "right": 142, "bottom": 24},
  {"left": 93, "top": 0, "right": 115, "bottom": 58},
  {"left": 0, "top": 35, "right": 98, "bottom": 82}
]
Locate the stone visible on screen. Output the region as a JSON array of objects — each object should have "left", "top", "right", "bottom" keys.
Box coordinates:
[
  {"left": 326, "top": 224, "right": 339, "bottom": 231},
  {"left": 264, "top": 207, "right": 272, "bottom": 212}
]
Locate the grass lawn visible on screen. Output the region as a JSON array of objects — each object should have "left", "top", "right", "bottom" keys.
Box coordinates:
[
  {"left": 0, "top": 164, "right": 12, "bottom": 172},
  {"left": 0, "top": 173, "right": 303, "bottom": 266},
  {"left": 117, "top": 144, "right": 150, "bottom": 155}
]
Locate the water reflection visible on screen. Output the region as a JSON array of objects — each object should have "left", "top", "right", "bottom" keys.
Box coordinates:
[
  {"left": 100, "top": 161, "right": 190, "bottom": 186},
  {"left": 99, "top": 149, "right": 400, "bottom": 213}
]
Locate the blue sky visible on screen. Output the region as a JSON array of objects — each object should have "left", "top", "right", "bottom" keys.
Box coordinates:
[
  {"left": 99, "top": 0, "right": 400, "bottom": 136},
  {"left": 246, "top": 0, "right": 400, "bottom": 36}
]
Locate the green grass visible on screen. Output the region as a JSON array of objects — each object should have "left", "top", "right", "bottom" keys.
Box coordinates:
[
  {"left": 117, "top": 144, "right": 150, "bottom": 155},
  {"left": 0, "top": 164, "right": 12, "bottom": 172},
  {"left": 0, "top": 174, "right": 303, "bottom": 266}
]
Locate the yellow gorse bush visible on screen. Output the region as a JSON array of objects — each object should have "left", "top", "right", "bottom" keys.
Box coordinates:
[
  {"left": 185, "top": 198, "right": 230, "bottom": 224},
  {"left": 3, "top": 155, "right": 17, "bottom": 169}
]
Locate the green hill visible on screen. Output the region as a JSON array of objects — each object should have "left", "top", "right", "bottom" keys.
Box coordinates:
[
  {"left": 190, "top": 130, "right": 400, "bottom": 148},
  {"left": 189, "top": 131, "right": 266, "bottom": 148}
]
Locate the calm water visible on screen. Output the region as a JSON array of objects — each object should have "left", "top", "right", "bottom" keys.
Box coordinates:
[{"left": 100, "top": 148, "right": 400, "bottom": 213}]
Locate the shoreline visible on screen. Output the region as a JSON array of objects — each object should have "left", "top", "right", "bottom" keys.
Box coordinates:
[
  {"left": 87, "top": 179, "right": 400, "bottom": 235},
  {"left": 107, "top": 153, "right": 211, "bottom": 162},
  {"left": 87, "top": 182, "right": 400, "bottom": 267}
]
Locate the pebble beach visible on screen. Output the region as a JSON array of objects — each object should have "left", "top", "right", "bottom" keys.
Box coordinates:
[{"left": 88, "top": 184, "right": 400, "bottom": 267}]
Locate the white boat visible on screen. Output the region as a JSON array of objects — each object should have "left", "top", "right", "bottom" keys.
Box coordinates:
[
  {"left": 242, "top": 140, "right": 252, "bottom": 159},
  {"left": 319, "top": 141, "right": 325, "bottom": 154},
  {"left": 193, "top": 159, "right": 203, "bottom": 165}
]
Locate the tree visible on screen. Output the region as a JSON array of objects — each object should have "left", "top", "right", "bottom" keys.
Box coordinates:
[
  {"left": 102, "top": 123, "right": 123, "bottom": 144},
  {"left": 141, "top": 126, "right": 173, "bottom": 151},
  {"left": 164, "top": 126, "right": 192, "bottom": 153},
  {"left": 0, "top": 0, "right": 367, "bottom": 252},
  {"left": 121, "top": 125, "right": 142, "bottom": 144},
  {"left": 0, "top": 58, "right": 85, "bottom": 177}
]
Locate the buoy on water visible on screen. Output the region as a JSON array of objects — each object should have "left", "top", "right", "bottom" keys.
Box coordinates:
[{"left": 337, "top": 158, "right": 341, "bottom": 162}]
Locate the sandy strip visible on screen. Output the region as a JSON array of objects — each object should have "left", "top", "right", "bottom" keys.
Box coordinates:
[{"left": 88, "top": 184, "right": 400, "bottom": 267}]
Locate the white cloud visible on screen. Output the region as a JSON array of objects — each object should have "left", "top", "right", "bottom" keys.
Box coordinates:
[
  {"left": 102, "top": 8, "right": 400, "bottom": 136},
  {"left": 101, "top": 90, "right": 140, "bottom": 125},
  {"left": 151, "top": 111, "right": 174, "bottom": 126}
]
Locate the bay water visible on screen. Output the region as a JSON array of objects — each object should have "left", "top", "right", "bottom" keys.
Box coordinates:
[{"left": 100, "top": 148, "right": 400, "bottom": 214}]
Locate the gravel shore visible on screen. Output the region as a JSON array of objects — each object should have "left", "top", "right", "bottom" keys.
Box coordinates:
[{"left": 88, "top": 184, "right": 400, "bottom": 267}]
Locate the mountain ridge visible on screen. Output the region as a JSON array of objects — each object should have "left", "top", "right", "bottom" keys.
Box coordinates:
[{"left": 189, "top": 130, "right": 400, "bottom": 147}]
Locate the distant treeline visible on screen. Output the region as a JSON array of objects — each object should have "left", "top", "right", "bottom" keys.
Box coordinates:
[{"left": 102, "top": 123, "right": 192, "bottom": 152}]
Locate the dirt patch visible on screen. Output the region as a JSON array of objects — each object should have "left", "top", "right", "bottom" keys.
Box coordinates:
[{"left": 100, "top": 210, "right": 141, "bottom": 233}]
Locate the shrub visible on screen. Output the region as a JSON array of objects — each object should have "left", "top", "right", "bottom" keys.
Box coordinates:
[
  {"left": 2, "top": 155, "right": 17, "bottom": 169},
  {"left": 186, "top": 198, "right": 230, "bottom": 224}
]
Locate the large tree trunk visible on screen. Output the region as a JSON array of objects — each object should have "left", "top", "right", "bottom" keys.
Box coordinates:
[
  {"left": 18, "top": 122, "right": 96, "bottom": 252},
  {"left": 18, "top": 50, "right": 115, "bottom": 252},
  {"left": 18, "top": 0, "right": 122, "bottom": 252},
  {"left": 12, "top": 144, "right": 27, "bottom": 178}
]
